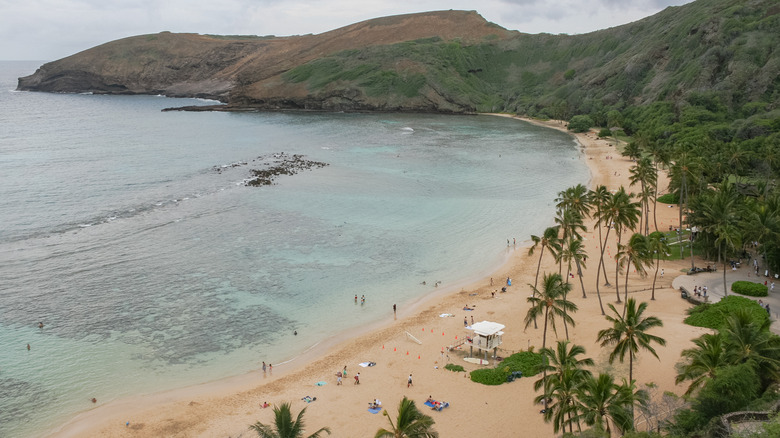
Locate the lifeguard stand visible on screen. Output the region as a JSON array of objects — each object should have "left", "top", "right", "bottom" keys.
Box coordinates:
[{"left": 465, "top": 321, "right": 504, "bottom": 364}]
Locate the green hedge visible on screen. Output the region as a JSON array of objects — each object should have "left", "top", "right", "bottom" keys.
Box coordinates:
[
  {"left": 444, "top": 363, "right": 465, "bottom": 372},
  {"left": 470, "top": 351, "right": 542, "bottom": 385},
  {"left": 731, "top": 281, "right": 768, "bottom": 297},
  {"left": 657, "top": 193, "right": 680, "bottom": 204},
  {"left": 684, "top": 295, "right": 768, "bottom": 329}
]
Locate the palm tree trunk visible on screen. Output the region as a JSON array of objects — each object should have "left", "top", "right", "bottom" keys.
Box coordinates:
[
  {"left": 615, "top": 231, "right": 622, "bottom": 303},
  {"left": 651, "top": 256, "right": 659, "bottom": 300},
  {"left": 532, "top": 247, "right": 545, "bottom": 329},
  {"left": 564, "top": 265, "right": 571, "bottom": 340},
  {"left": 652, "top": 165, "right": 660, "bottom": 232},
  {"left": 623, "top": 255, "right": 631, "bottom": 318},
  {"left": 542, "top": 308, "right": 550, "bottom": 411},
  {"left": 723, "top": 247, "right": 728, "bottom": 297},
  {"left": 576, "top": 258, "right": 587, "bottom": 298},
  {"left": 595, "top": 226, "right": 612, "bottom": 315}
]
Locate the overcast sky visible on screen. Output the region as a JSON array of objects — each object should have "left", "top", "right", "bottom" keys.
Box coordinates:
[{"left": 0, "top": 0, "right": 693, "bottom": 61}]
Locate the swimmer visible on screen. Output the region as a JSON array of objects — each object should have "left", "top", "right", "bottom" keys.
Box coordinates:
[
  {"left": 38, "top": 322, "right": 44, "bottom": 329},
  {"left": 294, "top": 330, "right": 297, "bottom": 336}
]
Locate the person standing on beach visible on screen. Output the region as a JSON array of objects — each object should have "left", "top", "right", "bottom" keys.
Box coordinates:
[
  {"left": 464, "top": 317, "right": 468, "bottom": 327},
  {"left": 393, "top": 304, "right": 396, "bottom": 316},
  {"left": 262, "top": 361, "right": 266, "bottom": 373},
  {"left": 354, "top": 373, "right": 360, "bottom": 384},
  {"left": 269, "top": 364, "right": 272, "bottom": 373},
  {"left": 343, "top": 365, "right": 347, "bottom": 378},
  {"left": 408, "top": 373, "right": 413, "bottom": 388}
]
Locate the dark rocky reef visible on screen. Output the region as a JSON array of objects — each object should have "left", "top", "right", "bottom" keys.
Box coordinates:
[{"left": 213, "top": 153, "right": 328, "bottom": 186}]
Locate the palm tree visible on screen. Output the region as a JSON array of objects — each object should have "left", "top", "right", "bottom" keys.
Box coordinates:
[
  {"left": 250, "top": 402, "right": 331, "bottom": 438},
  {"left": 535, "top": 341, "right": 595, "bottom": 434},
  {"left": 721, "top": 310, "right": 780, "bottom": 384},
  {"left": 375, "top": 397, "right": 438, "bottom": 438},
  {"left": 646, "top": 232, "right": 670, "bottom": 300},
  {"left": 574, "top": 373, "right": 634, "bottom": 436},
  {"left": 588, "top": 185, "right": 611, "bottom": 315},
  {"left": 617, "top": 233, "right": 652, "bottom": 314},
  {"left": 675, "top": 333, "right": 728, "bottom": 396},
  {"left": 525, "top": 273, "right": 578, "bottom": 411},
  {"left": 596, "top": 298, "right": 666, "bottom": 384},
  {"left": 556, "top": 184, "right": 591, "bottom": 222},
  {"left": 528, "top": 226, "right": 561, "bottom": 328},
  {"left": 629, "top": 156, "right": 657, "bottom": 235},
  {"left": 605, "top": 187, "right": 641, "bottom": 303},
  {"left": 560, "top": 237, "right": 588, "bottom": 299}
]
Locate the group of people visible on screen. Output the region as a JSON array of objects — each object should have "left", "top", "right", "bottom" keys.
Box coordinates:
[
  {"left": 759, "top": 300, "right": 772, "bottom": 314},
  {"left": 368, "top": 399, "right": 382, "bottom": 409},
  {"left": 354, "top": 295, "right": 366, "bottom": 304},
  {"left": 693, "top": 285, "right": 708, "bottom": 298}
]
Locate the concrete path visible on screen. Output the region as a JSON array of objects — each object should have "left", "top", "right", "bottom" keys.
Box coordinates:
[{"left": 671, "top": 265, "right": 780, "bottom": 334}]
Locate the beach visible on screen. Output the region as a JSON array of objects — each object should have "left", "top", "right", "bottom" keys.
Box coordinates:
[{"left": 50, "top": 115, "right": 702, "bottom": 438}]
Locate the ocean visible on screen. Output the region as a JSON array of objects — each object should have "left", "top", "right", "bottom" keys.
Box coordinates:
[{"left": 0, "top": 60, "right": 589, "bottom": 437}]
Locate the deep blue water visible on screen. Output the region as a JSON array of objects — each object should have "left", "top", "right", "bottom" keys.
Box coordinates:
[{"left": 0, "top": 60, "right": 589, "bottom": 437}]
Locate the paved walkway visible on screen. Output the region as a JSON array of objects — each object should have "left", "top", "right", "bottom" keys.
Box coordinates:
[{"left": 671, "top": 265, "right": 780, "bottom": 334}]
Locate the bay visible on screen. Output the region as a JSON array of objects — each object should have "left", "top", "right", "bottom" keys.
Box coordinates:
[{"left": 0, "top": 61, "right": 589, "bottom": 437}]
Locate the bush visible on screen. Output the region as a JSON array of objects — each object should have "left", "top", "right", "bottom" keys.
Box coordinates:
[
  {"left": 684, "top": 295, "right": 769, "bottom": 329},
  {"left": 657, "top": 193, "right": 679, "bottom": 204},
  {"left": 444, "top": 363, "right": 465, "bottom": 372},
  {"left": 695, "top": 363, "right": 761, "bottom": 419},
  {"left": 568, "top": 115, "right": 594, "bottom": 133},
  {"left": 469, "top": 351, "right": 542, "bottom": 385},
  {"left": 598, "top": 128, "right": 612, "bottom": 137},
  {"left": 731, "top": 280, "right": 768, "bottom": 297}
]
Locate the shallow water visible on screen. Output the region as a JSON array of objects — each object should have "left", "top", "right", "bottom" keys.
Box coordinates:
[{"left": 0, "top": 60, "right": 589, "bottom": 437}]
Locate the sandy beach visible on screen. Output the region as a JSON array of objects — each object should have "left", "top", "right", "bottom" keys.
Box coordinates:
[{"left": 50, "top": 115, "right": 703, "bottom": 438}]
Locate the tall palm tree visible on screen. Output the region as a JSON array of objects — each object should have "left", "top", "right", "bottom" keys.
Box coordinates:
[
  {"left": 668, "top": 150, "right": 702, "bottom": 269},
  {"left": 555, "top": 208, "right": 587, "bottom": 274},
  {"left": 574, "top": 373, "right": 634, "bottom": 436},
  {"left": 556, "top": 184, "right": 591, "bottom": 222},
  {"left": 525, "top": 273, "right": 578, "bottom": 411},
  {"left": 589, "top": 185, "right": 611, "bottom": 315},
  {"left": 375, "top": 397, "right": 438, "bottom": 438},
  {"left": 675, "top": 333, "right": 728, "bottom": 396},
  {"left": 528, "top": 226, "right": 562, "bottom": 328},
  {"left": 250, "top": 402, "right": 331, "bottom": 438},
  {"left": 560, "top": 237, "right": 588, "bottom": 299},
  {"left": 646, "top": 232, "right": 670, "bottom": 301},
  {"left": 617, "top": 233, "right": 652, "bottom": 314},
  {"left": 535, "top": 341, "right": 594, "bottom": 434},
  {"left": 696, "top": 183, "right": 743, "bottom": 295},
  {"left": 596, "top": 298, "right": 666, "bottom": 384},
  {"left": 629, "top": 156, "right": 657, "bottom": 236},
  {"left": 605, "top": 188, "right": 641, "bottom": 303}
]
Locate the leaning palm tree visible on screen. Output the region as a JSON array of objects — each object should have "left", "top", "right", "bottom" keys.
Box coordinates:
[
  {"left": 721, "top": 310, "right": 780, "bottom": 384},
  {"left": 250, "top": 402, "right": 331, "bottom": 438},
  {"left": 596, "top": 299, "right": 666, "bottom": 384},
  {"left": 560, "top": 237, "right": 588, "bottom": 299},
  {"left": 528, "top": 226, "right": 562, "bottom": 328},
  {"left": 646, "top": 231, "right": 670, "bottom": 300},
  {"left": 616, "top": 233, "right": 652, "bottom": 315},
  {"left": 525, "top": 273, "right": 578, "bottom": 412},
  {"left": 607, "top": 188, "right": 641, "bottom": 303},
  {"left": 375, "top": 396, "right": 438, "bottom": 438},
  {"left": 675, "top": 333, "right": 728, "bottom": 396}
]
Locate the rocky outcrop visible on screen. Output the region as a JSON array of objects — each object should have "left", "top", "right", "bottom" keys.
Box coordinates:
[{"left": 17, "top": 11, "right": 513, "bottom": 112}]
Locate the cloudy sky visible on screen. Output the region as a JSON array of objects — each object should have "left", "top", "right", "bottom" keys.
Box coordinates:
[{"left": 0, "top": 0, "right": 693, "bottom": 61}]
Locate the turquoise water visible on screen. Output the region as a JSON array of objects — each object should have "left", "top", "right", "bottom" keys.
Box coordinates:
[{"left": 0, "top": 61, "right": 589, "bottom": 437}]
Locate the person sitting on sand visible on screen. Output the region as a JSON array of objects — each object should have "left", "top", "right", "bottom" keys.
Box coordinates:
[
  {"left": 262, "top": 401, "right": 270, "bottom": 408},
  {"left": 426, "top": 396, "right": 434, "bottom": 404}
]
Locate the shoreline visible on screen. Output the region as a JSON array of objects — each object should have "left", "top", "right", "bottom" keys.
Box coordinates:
[{"left": 51, "top": 114, "right": 698, "bottom": 437}]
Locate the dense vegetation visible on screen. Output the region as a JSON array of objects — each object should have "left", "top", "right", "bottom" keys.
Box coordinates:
[
  {"left": 469, "top": 351, "right": 542, "bottom": 385},
  {"left": 731, "top": 280, "right": 769, "bottom": 296},
  {"left": 684, "top": 295, "right": 769, "bottom": 329}
]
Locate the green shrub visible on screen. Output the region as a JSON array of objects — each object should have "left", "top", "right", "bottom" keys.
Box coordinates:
[
  {"left": 684, "top": 295, "right": 768, "bottom": 329},
  {"left": 598, "top": 128, "right": 612, "bottom": 137},
  {"left": 469, "top": 351, "right": 543, "bottom": 385},
  {"left": 657, "top": 193, "right": 679, "bottom": 204},
  {"left": 731, "top": 280, "right": 768, "bottom": 297},
  {"left": 695, "top": 363, "right": 761, "bottom": 419},
  {"left": 444, "top": 363, "right": 465, "bottom": 372},
  {"left": 568, "top": 115, "right": 594, "bottom": 133}
]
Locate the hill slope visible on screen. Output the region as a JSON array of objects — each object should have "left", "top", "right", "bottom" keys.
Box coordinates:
[{"left": 16, "top": 0, "right": 780, "bottom": 117}]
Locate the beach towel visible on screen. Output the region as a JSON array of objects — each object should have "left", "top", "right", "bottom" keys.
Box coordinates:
[
  {"left": 368, "top": 407, "right": 382, "bottom": 414},
  {"left": 359, "top": 361, "right": 376, "bottom": 367},
  {"left": 315, "top": 381, "right": 327, "bottom": 386},
  {"left": 439, "top": 313, "right": 454, "bottom": 317},
  {"left": 424, "top": 401, "right": 436, "bottom": 408}
]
